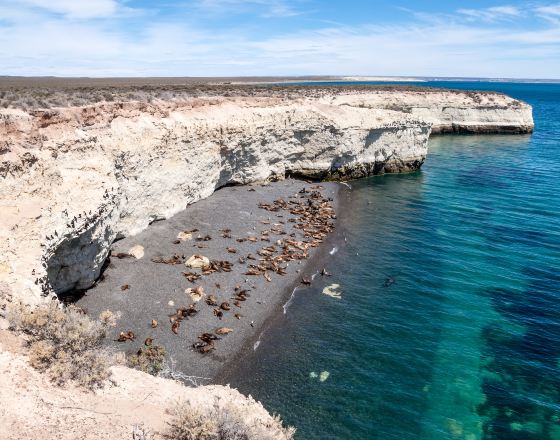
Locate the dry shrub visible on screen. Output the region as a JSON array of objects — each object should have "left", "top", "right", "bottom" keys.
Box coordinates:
[
  {"left": 167, "top": 401, "right": 295, "bottom": 440},
  {"left": 128, "top": 345, "right": 166, "bottom": 376},
  {"left": 167, "top": 404, "right": 218, "bottom": 440},
  {"left": 132, "top": 424, "right": 154, "bottom": 440},
  {"left": 6, "top": 300, "right": 117, "bottom": 389}
]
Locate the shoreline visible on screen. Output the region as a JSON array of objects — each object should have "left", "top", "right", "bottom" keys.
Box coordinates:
[
  {"left": 214, "top": 182, "right": 352, "bottom": 383},
  {"left": 75, "top": 178, "right": 345, "bottom": 382}
]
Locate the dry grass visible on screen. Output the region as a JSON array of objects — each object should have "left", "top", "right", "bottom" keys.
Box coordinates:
[
  {"left": 128, "top": 345, "right": 166, "bottom": 376},
  {"left": 0, "top": 77, "right": 509, "bottom": 111},
  {"left": 167, "top": 401, "right": 296, "bottom": 440},
  {"left": 6, "top": 300, "right": 118, "bottom": 389}
]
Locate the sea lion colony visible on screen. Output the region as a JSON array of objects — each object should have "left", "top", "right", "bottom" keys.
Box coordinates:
[{"left": 112, "top": 185, "right": 336, "bottom": 356}]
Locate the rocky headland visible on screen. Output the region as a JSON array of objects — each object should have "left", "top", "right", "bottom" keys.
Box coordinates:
[{"left": 0, "top": 83, "right": 533, "bottom": 439}]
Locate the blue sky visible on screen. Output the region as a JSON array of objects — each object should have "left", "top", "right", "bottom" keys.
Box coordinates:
[{"left": 0, "top": 0, "right": 559, "bottom": 78}]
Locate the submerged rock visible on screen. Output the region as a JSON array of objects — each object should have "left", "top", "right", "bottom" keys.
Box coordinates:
[{"left": 322, "top": 284, "right": 342, "bottom": 299}]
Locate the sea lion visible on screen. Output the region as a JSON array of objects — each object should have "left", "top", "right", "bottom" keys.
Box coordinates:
[
  {"left": 117, "top": 331, "right": 135, "bottom": 342},
  {"left": 185, "top": 286, "right": 204, "bottom": 302},
  {"left": 144, "top": 338, "right": 153, "bottom": 346},
  {"left": 198, "top": 333, "right": 220, "bottom": 343},
  {"left": 383, "top": 276, "right": 395, "bottom": 288},
  {"left": 200, "top": 343, "right": 215, "bottom": 353},
  {"left": 151, "top": 254, "right": 185, "bottom": 265},
  {"left": 206, "top": 295, "right": 218, "bottom": 306},
  {"left": 301, "top": 277, "right": 312, "bottom": 285},
  {"left": 171, "top": 321, "right": 180, "bottom": 334},
  {"left": 120, "top": 284, "right": 130, "bottom": 291},
  {"left": 113, "top": 252, "right": 133, "bottom": 259},
  {"left": 216, "top": 327, "right": 233, "bottom": 335},
  {"left": 220, "top": 302, "right": 231, "bottom": 311},
  {"left": 182, "top": 272, "right": 201, "bottom": 283}
]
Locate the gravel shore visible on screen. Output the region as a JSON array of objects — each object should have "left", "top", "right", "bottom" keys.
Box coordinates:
[{"left": 76, "top": 179, "right": 344, "bottom": 382}]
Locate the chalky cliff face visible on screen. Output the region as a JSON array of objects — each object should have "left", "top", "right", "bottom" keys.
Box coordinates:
[{"left": 0, "top": 89, "right": 533, "bottom": 303}]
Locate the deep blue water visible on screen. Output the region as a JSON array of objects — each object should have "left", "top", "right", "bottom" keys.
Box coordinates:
[{"left": 224, "top": 82, "right": 560, "bottom": 439}]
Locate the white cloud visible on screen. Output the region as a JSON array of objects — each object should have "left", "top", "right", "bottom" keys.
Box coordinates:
[
  {"left": 192, "top": 0, "right": 302, "bottom": 17},
  {"left": 536, "top": 4, "right": 560, "bottom": 15},
  {"left": 458, "top": 5, "right": 521, "bottom": 22},
  {"left": 0, "top": 1, "right": 558, "bottom": 78},
  {"left": 13, "top": 0, "right": 120, "bottom": 19},
  {"left": 535, "top": 3, "right": 560, "bottom": 24}
]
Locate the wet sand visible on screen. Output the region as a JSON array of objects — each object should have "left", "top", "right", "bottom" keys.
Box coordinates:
[{"left": 76, "top": 179, "right": 346, "bottom": 383}]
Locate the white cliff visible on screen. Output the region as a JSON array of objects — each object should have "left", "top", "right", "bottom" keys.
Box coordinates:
[{"left": 0, "top": 89, "right": 533, "bottom": 303}]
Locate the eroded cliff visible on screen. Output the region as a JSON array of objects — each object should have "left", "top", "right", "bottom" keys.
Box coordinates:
[{"left": 0, "top": 88, "right": 533, "bottom": 303}]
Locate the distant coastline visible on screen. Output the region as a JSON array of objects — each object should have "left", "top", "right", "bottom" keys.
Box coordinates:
[{"left": 1, "top": 75, "right": 560, "bottom": 88}]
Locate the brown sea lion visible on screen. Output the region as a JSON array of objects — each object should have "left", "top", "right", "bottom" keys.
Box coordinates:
[{"left": 220, "top": 302, "right": 231, "bottom": 311}]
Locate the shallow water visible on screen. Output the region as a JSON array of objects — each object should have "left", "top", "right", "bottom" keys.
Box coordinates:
[{"left": 223, "top": 82, "right": 560, "bottom": 439}]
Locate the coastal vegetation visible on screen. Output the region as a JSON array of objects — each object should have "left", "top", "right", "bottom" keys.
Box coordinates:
[
  {"left": 167, "top": 401, "right": 295, "bottom": 440},
  {"left": 5, "top": 299, "right": 117, "bottom": 389},
  {"left": 0, "top": 78, "right": 523, "bottom": 111},
  {"left": 128, "top": 344, "right": 167, "bottom": 376},
  {"left": 0, "top": 296, "right": 295, "bottom": 439}
]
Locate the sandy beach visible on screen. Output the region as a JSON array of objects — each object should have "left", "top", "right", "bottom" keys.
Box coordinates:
[{"left": 76, "top": 179, "right": 347, "bottom": 382}]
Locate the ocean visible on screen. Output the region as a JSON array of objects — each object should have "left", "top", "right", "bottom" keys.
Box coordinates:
[{"left": 222, "top": 82, "right": 560, "bottom": 439}]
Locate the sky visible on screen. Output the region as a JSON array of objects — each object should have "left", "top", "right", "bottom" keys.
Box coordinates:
[{"left": 0, "top": 0, "right": 559, "bottom": 78}]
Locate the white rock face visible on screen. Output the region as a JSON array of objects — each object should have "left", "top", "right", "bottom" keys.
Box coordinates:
[{"left": 0, "top": 90, "right": 533, "bottom": 303}]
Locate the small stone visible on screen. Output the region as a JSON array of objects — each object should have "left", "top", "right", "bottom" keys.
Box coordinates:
[
  {"left": 128, "top": 245, "right": 145, "bottom": 259},
  {"left": 185, "top": 255, "right": 210, "bottom": 268},
  {"left": 177, "top": 231, "right": 193, "bottom": 241}
]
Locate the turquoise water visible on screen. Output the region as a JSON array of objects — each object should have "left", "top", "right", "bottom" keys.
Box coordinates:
[{"left": 223, "top": 82, "right": 560, "bottom": 439}]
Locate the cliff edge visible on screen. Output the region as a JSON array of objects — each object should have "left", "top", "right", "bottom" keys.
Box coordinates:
[{"left": 0, "top": 87, "right": 533, "bottom": 304}]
